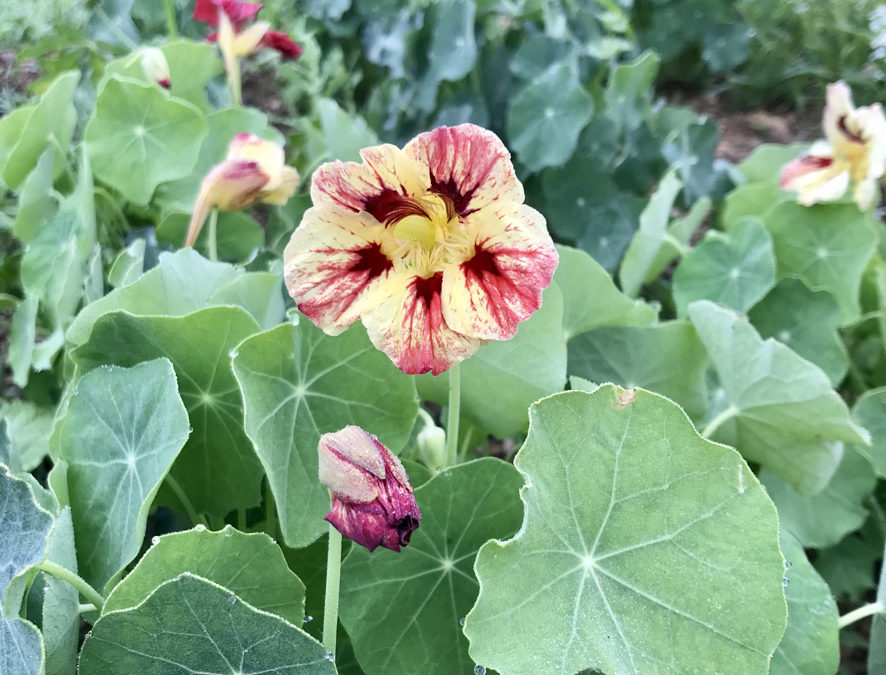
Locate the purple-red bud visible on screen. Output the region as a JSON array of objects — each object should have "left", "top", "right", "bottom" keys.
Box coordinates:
[{"left": 318, "top": 426, "right": 421, "bottom": 552}]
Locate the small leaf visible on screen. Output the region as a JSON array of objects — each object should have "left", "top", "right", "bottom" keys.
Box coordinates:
[
  {"left": 232, "top": 322, "right": 418, "bottom": 548},
  {"left": 54, "top": 358, "right": 190, "bottom": 592},
  {"left": 42, "top": 507, "right": 80, "bottom": 675},
  {"left": 340, "top": 458, "right": 523, "bottom": 674},
  {"left": 78, "top": 573, "right": 334, "bottom": 674},
  {"left": 85, "top": 76, "right": 207, "bottom": 205},
  {"left": 507, "top": 62, "right": 593, "bottom": 172},
  {"left": 0, "top": 400, "right": 54, "bottom": 472},
  {"left": 852, "top": 388, "right": 886, "bottom": 478},
  {"left": 464, "top": 386, "right": 786, "bottom": 674},
  {"left": 105, "top": 526, "right": 305, "bottom": 625},
  {"left": 689, "top": 300, "right": 868, "bottom": 494},
  {"left": 765, "top": 201, "right": 877, "bottom": 325},
  {"left": 771, "top": 531, "right": 839, "bottom": 674},
  {"left": 554, "top": 245, "right": 656, "bottom": 341},
  {"left": 673, "top": 217, "right": 776, "bottom": 316},
  {"left": 761, "top": 447, "right": 875, "bottom": 549},
  {"left": 748, "top": 278, "right": 848, "bottom": 387},
  {"left": 13, "top": 147, "right": 57, "bottom": 244}
]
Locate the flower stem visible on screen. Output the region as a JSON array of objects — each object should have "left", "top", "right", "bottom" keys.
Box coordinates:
[
  {"left": 322, "top": 524, "right": 342, "bottom": 658},
  {"left": 166, "top": 474, "right": 206, "bottom": 527},
  {"left": 228, "top": 55, "right": 242, "bottom": 107},
  {"left": 163, "top": 0, "right": 178, "bottom": 38},
  {"left": 838, "top": 601, "right": 884, "bottom": 629},
  {"left": 38, "top": 561, "right": 104, "bottom": 612},
  {"left": 446, "top": 362, "right": 461, "bottom": 467},
  {"left": 208, "top": 208, "right": 219, "bottom": 262},
  {"left": 701, "top": 406, "right": 737, "bottom": 439}
]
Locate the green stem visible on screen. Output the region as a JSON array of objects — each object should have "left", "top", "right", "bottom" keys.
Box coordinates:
[
  {"left": 78, "top": 603, "right": 97, "bottom": 614},
  {"left": 228, "top": 56, "right": 242, "bottom": 107},
  {"left": 838, "top": 601, "right": 884, "bottom": 629},
  {"left": 208, "top": 208, "right": 219, "bottom": 262},
  {"left": 166, "top": 474, "right": 206, "bottom": 527},
  {"left": 163, "top": 0, "right": 178, "bottom": 38},
  {"left": 38, "top": 561, "right": 104, "bottom": 611},
  {"left": 446, "top": 362, "right": 461, "bottom": 467},
  {"left": 323, "top": 524, "right": 342, "bottom": 658},
  {"left": 701, "top": 406, "right": 737, "bottom": 439}
]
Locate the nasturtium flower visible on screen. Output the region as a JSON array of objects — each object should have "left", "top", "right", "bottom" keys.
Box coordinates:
[
  {"left": 186, "top": 133, "right": 298, "bottom": 247},
  {"left": 283, "top": 124, "right": 559, "bottom": 375},
  {"left": 193, "top": 0, "right": 302, "bottom": 60},
  {"left": 139, "top": 47, "right": 170, "bottom": 89},
  {"left": 781, "top": 81, "right": 886, "bottom": 209},
  {"left": 318, "top": 425, "right": 421, "bottom": 553}
]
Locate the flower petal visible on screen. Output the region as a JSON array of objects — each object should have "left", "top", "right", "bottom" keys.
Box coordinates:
[
  {"left": 284, "top": 206, "right": 395, "bottom": 335},
  {"left": 823, "top": 81, "right": 856, "bottom": 148},
  {"left": 193, "top": 0, "right": 262, "bottom": 28},
  {"left": 259, "top": 30, "right": 303, "bottom": 59},
  {"left": 781, "top": 156, "right": 850, "bottom": 206},
  {"left": 442, "top": 203, "right": 558, "bottom": 340},
  {"left": 310, "top": 144, "right": 431, "bottom": 223},
  {"left": 853, "top": 177, "right": 879, "bottom": 210},
  {"left": 362, "top": 272, "right": 481, "bottom": 375},
  {"left": 404, "top": 124, "right": 524, "bottom": 218}
]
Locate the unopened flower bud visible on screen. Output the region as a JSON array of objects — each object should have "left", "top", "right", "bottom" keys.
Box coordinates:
[
  {"left": 140, "top": 47, "right": 171, "bottom": 89},
  {"left": 318, "top": 426, "right": 421, "bottom": 552},
  {"left": 417, "top": 423, "right": 447, "bottom": 472}
]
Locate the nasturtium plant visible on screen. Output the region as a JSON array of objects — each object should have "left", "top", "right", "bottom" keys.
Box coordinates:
[{"left": 3, "top": 2, "right": 886, "bottom": 671}]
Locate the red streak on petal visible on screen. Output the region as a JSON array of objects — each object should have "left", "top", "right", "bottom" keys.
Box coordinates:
[
  {"left": 780, "top": 154, "right": 833, "bottom": 189},
  {"left": 838, "top": 115, "right": 865, "bottom": 144},
  {"left": 430, "top": 176, "right": 475, "bottom": 219},
  {"left": 412, "top": 273, "right": 444, "bottom": 313},
  {"left": 363, "top": 189, "right": 428, "bottom": 225},
  {"left": 349, "top": 242, "right": 394, "bottom": 280}
]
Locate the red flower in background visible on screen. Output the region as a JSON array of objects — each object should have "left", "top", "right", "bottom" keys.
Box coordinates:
[
  {"left": 193, "top": 0, "right": 301, "bottom": 61},
  {"left": 193, "top": 0, "right": 261, "bottom": 28}
]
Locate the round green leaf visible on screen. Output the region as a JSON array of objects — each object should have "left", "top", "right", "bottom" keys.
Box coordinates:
[
  {"left": 464, "top": 386, "right": 786, "bottom": 674},
  {"left": 748, "top": 278, "right": 848, "bottom": 387},
  {"left": 721, "top": 182, "right": 786, "bottom": 230},
  {"left": 765, "top": 201, "right": 877, "bottom": 325},
  {"left": 84, "top": 76, "right": 207, "bottom": 205},
  {"left": 772, "top": 531, "right": 839, "bottom": 674},
  {"left": 232, "top": 321, "right": 418, "bottom": 548},
  {"left": 689, "top": 300, "right": 868, "bottom": 494},
  {"left": 340, "top": 458, "right": 523, "bottom": 675},
  {"left": 54, "top": 359, "right": 190, "bottom": 592},
  {"left": 507, "top": 62, "right": 593, "bottom": 172},
  {"left": 104, "top": 525, "right": 305, "bottom": 625},
  {"left": 673, "top": 217, "right": 776, "bottom": 316},
  {"left": 79, "top": 573, "right": 334, "bottom": 674},
  {"left": 761, "top": 447, "right": 875, "bottom": 549}
]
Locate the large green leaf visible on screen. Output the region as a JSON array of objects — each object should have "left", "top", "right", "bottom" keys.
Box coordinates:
[
  {"left": 0, "top": 465, "right": 53, "bottom": 675},
  {"left": 104, "top": 525, "right": 305, "bottom": 625},
  {"left": 761, "top": 447, "right": 875, "bottom": 549},
  {"left": 771, "top": 531, "right": 839, "bottom": 675},
  {"left": 70, "top": 306, "right": 265, "bottom": 516},
  {"left": 765, "top": 201, "right": 877, "bottom": 325},
  {"left": 232, "top": 321, "right": 418, "bottom": 548},
  {"left": 41, "top": 507, "right": 79, "bottom": 675},
  {"left": 54, "top": 359, "right": 190, "bottom": 592},
  {"left": 721, "top": 182, "right": 786, "bottom": 230},
  {"left": 2, "top": 71, "right": 78, "bottom": 189},
  {"left": 416, "top": 284, "right": 566, "bottom": 438},
  {"left": 464, "top": 386, "right": 786, "bottom": 673},
  {"left": 852, "top": 387, "right": 886, "bottom": 478},
  {"left": 507, "top": 62, "right": 593, "bottom": 172},
  {"left": 78, "top": 573, "right": 335, "bottom": 674},
  {"left": 748, "top": 278, "right": 848, "bottom": 387},
  {"left": 340, "top": 458, "right": 523, "bottom": 674},
  {"left": 554, "top": 245, "right": 655, "bottom": 341},
  {"left": 738, "top": 143, "right": 809, "bottom": 184},
  {"left": 618, "top": 167, "right": 683, "bottom": 297},
  {"left": 689, "top": 301, "right": 868, "bottom": 494},
  {"left": 567, "top": 322, "right": 709, "bottom": 420},
  {"left": 673, "top": 217, "right": 776, "bottom": 316},
  {"left": 84, "top": 76, "right": 207, "bottom": 205}
]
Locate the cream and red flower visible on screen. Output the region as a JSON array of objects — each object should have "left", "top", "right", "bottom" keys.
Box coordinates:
[
  {"left": 780, "top": 81, "right": 886, "bottom": 209},
  {"left": 283, "top": 123, "right": 559, "bottom": 375},
  {"left": 139, "top": 47, "right": 170, "bottom": 89},
  {"left": 318, "top": 425, "right": 421, "bottom": 553},
  {"left": 186, "top": 133, "right": 299, "bottom": 247}
]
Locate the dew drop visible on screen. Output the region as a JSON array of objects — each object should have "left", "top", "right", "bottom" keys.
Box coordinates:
[
  {"left": 303, "top": 615, "right": 313, "bottom": 624},
  {"left": 782, "top": 577, "right": 790, "bottom": 588},
  {"left": 229, "top": 349, "right": 239, "bottom": 359},
  {"left": 474, "top": 666, "right": 486, "bottom": 675},
  {"left": 444, "top": 470, "right": 452, "bottom": 477},
  {"left": 459, "top": 617, "right": 466, "bottom": 627},
  {"left": 326, "top": 652, "right": 335, "bottom": 662},
  {"left": 228, "top": 595, "right": 237, "bottom": 605},
  {"left": 194, "top": 524, "right": 206, "bottom": 532},
  {"left": 151, "top": 536, "right": 160, "bottom": 545},
  {"left": 784, "top": 560, "right": 792, "bottom": 570},
  {"left": 224, "top": 529, "right": 233, "bottom": 537}
]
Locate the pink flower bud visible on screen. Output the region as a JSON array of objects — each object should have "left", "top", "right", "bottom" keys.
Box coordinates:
[{"left": 318, "top": 426, "right": 421, "bottom": 552}]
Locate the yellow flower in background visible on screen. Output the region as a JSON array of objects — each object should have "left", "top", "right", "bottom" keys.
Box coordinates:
[
  {"left": 186, "top": 133, "right": 299, "bottom": 247},
  {"left": 283, "top": 123, "right": 559, "bottom": 375},
  {"left": 781, "top": 81, "right": 886, "bottom": 209}
]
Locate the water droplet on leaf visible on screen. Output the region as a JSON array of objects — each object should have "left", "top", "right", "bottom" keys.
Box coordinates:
[
  {"left": 784, "top": 560, "right": 792, "bottom": 569},
  {"left": 782, "top": 577, "right": 790, "bottom": 587},
  {"left": 326, "top": 652, "right": 335, "bottom": 661},
  {"left": 303, "top": 615, "right": 313, "bottom": 624},
  {"left": 474, "top": 666, "right": 486, "bottom": 675},
  {"left": 151, "top": 536, "right": 160, "bottom": 545},
  {"left": 194, "top": 524, "right": 206, "bottom": 532},
  {"left": 228, "top": 595, "right": 237, "bottom": 605},
  {"left": 459, "top": 617, "right": 466, "bottom": 626}
]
